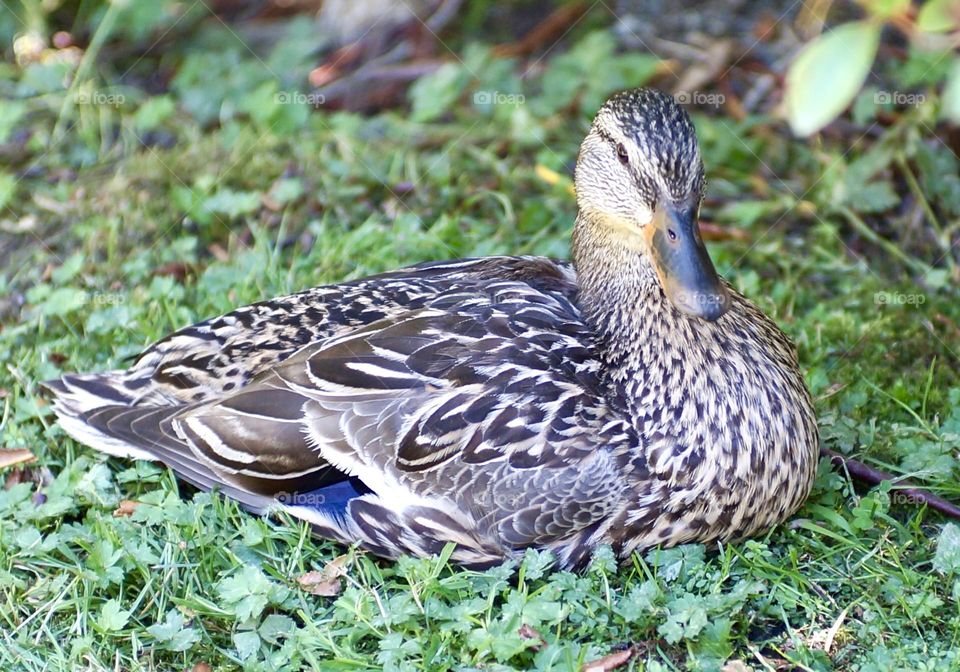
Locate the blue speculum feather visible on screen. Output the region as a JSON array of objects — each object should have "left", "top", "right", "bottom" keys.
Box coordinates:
[{"left": 279, "top": 477, "right": 373, "bottom": 517}]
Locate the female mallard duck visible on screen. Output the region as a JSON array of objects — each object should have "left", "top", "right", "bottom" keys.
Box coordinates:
[{"left": 44, "top": 88, "right": 819, "bottom": 569}]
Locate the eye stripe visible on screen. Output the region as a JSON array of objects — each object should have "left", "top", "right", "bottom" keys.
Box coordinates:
[{"left": 595, "top": 128, "right": 615, "bottom": 144}]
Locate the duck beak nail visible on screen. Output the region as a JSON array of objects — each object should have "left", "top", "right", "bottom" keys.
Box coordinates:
[{"left": 648, "top": 202, "right": 731, "bottom": 321}]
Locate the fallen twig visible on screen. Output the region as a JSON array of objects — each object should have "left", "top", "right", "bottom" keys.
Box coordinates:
[
  {"left": 493, "top": 2, "right": 590, "bottom": 58},
  {"left": 315, "top": 60, "right": 445, "bottom": 100},
  {"left": 822, "top": 448, "right": 960, "bottom": 520},
  {"left": 309, "top": 0, "right": 463, "bottom": 109},
  {"left": 699, "top": 220, "right": 750, "bottom": 242}
]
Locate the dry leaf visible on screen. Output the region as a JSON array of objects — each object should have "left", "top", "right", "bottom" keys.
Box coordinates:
[
  {"left": 33, "top": 193, "right": 71, "bottom": 215},
  {"left": 4, "top": 467, "right": 25, "bottom": 488},
  {"left": 113, "top": 500, "right": 140, "bottom": 517},
  {"left": 190, "top": 663, "right": 212, "bottom": 672},
  {"left": 582, "top": 646, "right": 636, "bottom": 672},
  {"left": 297, "top": 571, "right": 342, "bottom": 596},
  {"left": 297, "top": 554, "right": 350, "bottom": 596},
  {"left": 0, "top": 214, "right": 39, "bottom": 234},
  {"left": 672, "top": 40, "right": 734, "bottom": 101},
  {"left": 518, "top": 624, "right": 547, "bottom": 651},
  {"left": 208, "top": 243, "right": 230, "bottom": 263},
  {"left": 154, "top": 261, "right": 190, "bottom": 282},
  {"left": 722, "top": 661, "right": 754, "bottom": 672},
  {"left": 534, "top": 164, "right": 576, "bottom": 197},
  {"left": 261, "top": 194, "right": 281, "bottom": 212},
  {"left": 0, "top": 449, "right": 36, "bottom": 470},
  {"left": 807, "top": 606, "right": 849, "bottom": 655}
]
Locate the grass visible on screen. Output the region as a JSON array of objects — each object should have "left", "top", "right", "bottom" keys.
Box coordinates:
[{"left": 2, "top": 3, "right": 960, "bottom": 670}]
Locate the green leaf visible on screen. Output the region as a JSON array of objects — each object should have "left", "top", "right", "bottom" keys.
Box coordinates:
[
  {"left": 98, "top": 599, "right": 131, "bottom": 632},
  {"left": 234, "top": 630, "right": 261, "bottom": 660},
  {"left": 75, "top": 462, "right": 119, "bottom": 507},
  {"left": 259, "top": 614, "right": 295, "bottom": 644},
  {"left": 718, "top": 199, "right": 781, "bottom": 227},
  {"left": 134, "top": 96, "right": 176, "bottom": 132},
  {"left": 941, "top": 58, "right": 960, "bottom": 124},
  {"left": 658, "top": 594, "right": 709, "bottom": 644},
  {"left": 409, "top": 63, "right": 467, "bottom": 122},
  {"left": 216, "top": 565, "right": 288, "bottom": 622},
  {"left": 785, "top": 21, "right": 881, "bottom": 136},
  {"left": 0, "top": 173, "right": 16, "bottom": 211},
  {"left": 239, "top": 518, "right": 264, "bottom": 547},
  {"left": 645, "top": 544, "right": 705, "bottom": 582},
  {"left": 692, "top": 618, "right": 734, "bottom": 662},
  {"left": 266, "top": 178, "right": 304, "bottom": 207},
  {"left": 933, "top": 523, "right": 960, "bottom": 575},
  {"left": 866, "top": 0, "right": 910, "bottom": 19},
  {"left": 847, "top": 181, "right": 899, "bottom": 213},
  {"left": 519, "top": 548, "right": 555, "bottom": 581},
  {"left": 14, "top": 527, "right": 42, "bottom": 551},
  {"left": 615, "top": 580, "right": 661, "bottom": 623},
  {"left": 203, "top": 188, "right": 261, "bottom": 219},
  {"left": 898, "top": 436, "right": 956, "bottom": 478},
  {"left": 917, "top": 0, "right": 959, "bottom": 33},
  {"left": 36, "top": 287, "right": 89, "bottom": 317},
  {"left": 147, "top": 609, "right": 200, "bottom": 652},
  {"left": 51, "top": 253, "right": 85, "bottom": 284},
  {"left": 899, "top": 47, "right": 955, "bottom": 87},
  {"left": 0, "top": 100, "right": 27, "bottom": 144}
]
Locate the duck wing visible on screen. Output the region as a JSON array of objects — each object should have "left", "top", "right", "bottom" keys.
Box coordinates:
[
  {"left": 77, "top": 256, "right": 578, "bottom": 408},
  {"left": 48, "top": 275, "right": 636, "bottom": 567}
]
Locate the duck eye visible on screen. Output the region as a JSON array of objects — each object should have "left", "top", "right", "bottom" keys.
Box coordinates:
[{"left": 616, "top": 143, "right": 629, "bottom": 165}]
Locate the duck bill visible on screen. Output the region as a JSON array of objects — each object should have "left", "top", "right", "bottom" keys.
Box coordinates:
[{"left": 646, "top": 201, "right": 731, "bottom": 321}]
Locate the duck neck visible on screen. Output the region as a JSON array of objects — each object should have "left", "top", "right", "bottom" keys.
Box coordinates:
[
  {"left": 572, "top": 212, "right": 669, "bottom": 379},
  {"left": 572, "top": 211, "right": 719, "bottom": 437}
]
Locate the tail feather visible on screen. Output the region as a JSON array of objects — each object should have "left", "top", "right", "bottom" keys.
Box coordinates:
[
  {"left": 42, "top": 372, "right": 150, "bottom": 414},
  {"left": 42, "top": 376, "right": 276, "bottom": 515}
]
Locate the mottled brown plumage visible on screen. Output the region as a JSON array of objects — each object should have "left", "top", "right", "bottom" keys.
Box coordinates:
[{"left": 43, "top": 88, "right": 819, "bottom": 569}]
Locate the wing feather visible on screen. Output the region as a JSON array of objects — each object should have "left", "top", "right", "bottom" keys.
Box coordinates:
[{"left": 49, "top": 260, "right": 634, "bottom": 562}]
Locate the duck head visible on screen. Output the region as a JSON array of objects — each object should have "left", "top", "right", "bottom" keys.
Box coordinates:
[{"left": 574, "top": 88, "right": 731, "bottom": 321}]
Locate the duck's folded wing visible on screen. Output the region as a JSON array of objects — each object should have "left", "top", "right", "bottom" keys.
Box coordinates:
[
  {"left": 166, "top": 304, "right": 626, "bottom": 547},
  {"left": 55, "top": 294, "right": 631, "bottom": 560},
  {"left": 121, "top": 256, "right": 578, "bottom": 406}
]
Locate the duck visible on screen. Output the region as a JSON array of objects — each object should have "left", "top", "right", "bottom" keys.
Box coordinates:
[{"left": 43, "top": 88, "right": 819, "bottom": 570}]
